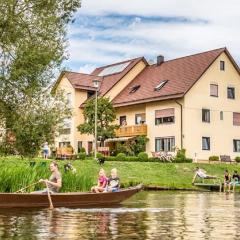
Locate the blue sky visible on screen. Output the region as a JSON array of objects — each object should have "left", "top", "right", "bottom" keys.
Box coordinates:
[{"left": 64, "top": 0, "right": 240, "bottom": 73}]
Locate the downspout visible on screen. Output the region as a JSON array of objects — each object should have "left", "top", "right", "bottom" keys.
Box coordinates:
[{"left": 175, "top": 100, "right": 183, "bottom": 149}]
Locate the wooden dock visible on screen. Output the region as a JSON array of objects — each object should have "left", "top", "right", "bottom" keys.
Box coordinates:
[{"left": 193, "top": 183, "right": 222, "bottom": 192}]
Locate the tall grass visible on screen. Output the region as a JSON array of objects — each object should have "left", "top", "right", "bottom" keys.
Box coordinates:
[{"left": 0, "top": 160, "right": 94, "bottom": 193}]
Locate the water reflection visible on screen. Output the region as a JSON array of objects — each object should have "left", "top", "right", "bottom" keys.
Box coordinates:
[{"left": 0, "top": 192, "right": 240, "bottom": 239}]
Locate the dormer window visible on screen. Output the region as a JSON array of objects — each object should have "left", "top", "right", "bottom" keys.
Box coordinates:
[
  {"left": 129, "top": 85, "right": 140, "bottom": 93},
  {"left": 154, "top": 80, "right": 168, "bottom": 91}
]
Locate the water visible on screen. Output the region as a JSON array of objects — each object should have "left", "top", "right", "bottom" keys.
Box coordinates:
[{"left": 0, "top": 191, "right": 240, "bottom": 239}]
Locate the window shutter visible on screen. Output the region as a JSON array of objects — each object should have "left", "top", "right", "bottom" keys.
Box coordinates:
[
  {"left": 233, "top": 112, "right": 240, "bottom": 126},
  {"left": 210, "top": 84, "right": 218, "bottom": 96}
]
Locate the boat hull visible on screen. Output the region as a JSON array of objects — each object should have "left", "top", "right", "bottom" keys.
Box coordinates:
[{"left": 0, "top": 185, "right": 142, "bottom": 208}]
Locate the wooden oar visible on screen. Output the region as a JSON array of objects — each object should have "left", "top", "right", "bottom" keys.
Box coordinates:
[
  {"left": 45, "top": 182, "right": 54, "bottom": 210},
  {"left": 15, "top": 181, "right": 39, "bottom": 193}
]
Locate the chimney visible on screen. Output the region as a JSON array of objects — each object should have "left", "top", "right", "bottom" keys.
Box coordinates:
[{"left": 157, "top": 55, "right": 164, "bottom": 66}]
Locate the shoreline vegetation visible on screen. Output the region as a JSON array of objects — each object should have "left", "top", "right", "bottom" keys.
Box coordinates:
[{"left": 0, "top": 156, "right": 239, "bottom": 193}]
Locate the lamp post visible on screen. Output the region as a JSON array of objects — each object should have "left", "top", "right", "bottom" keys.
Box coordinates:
[{"left": 93, "top": 79, "right": 100, "bottom": 161}]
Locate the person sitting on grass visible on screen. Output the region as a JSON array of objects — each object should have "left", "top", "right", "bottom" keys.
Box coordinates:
[
  {"left": 106, "top": 168, "right": 120, "bottom": 192},
  {"left": 192, "top": 167, "right": 217, "bottom": 184},
  {"left": 91, "top": 168, "right": 108, "bottom": 193},
  {"left": 229, "top": 170, "right": 240, "bottom": 192}
]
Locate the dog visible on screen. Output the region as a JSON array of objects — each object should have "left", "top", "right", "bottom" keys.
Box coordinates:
[
  {"left": 97, "top": 158, "right": 105, "bottom": 165},
  {"left": 64, "top": 163, "right": 76, "bottom": 173}
]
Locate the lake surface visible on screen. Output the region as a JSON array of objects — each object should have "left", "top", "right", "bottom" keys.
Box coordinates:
[{"left": 0, "top": 191, "right": 240, "bottom": 239}]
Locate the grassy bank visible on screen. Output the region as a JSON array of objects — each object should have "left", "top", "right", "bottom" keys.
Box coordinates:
[{"left": 0, "top": 156, "right": 239, "bottom": 192}]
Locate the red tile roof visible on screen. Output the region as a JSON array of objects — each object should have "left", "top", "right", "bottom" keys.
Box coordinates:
[
  {"left": 59, "top": 57, "right": 145, "bottom": 96},
  {"left": 112, "top": 48, "right": 234, "bottom": 107},
  {"left": 64, "top": 72, "right": 96, "bottom": 91}
]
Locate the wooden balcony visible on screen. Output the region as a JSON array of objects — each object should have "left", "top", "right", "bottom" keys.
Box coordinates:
[{"left": 115, "top": 124, "right": 147, "bottom": 137}]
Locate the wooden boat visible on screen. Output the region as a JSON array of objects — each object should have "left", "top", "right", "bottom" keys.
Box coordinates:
[{"left": 0, "top": 184, "right": 143, "bottom": 208}]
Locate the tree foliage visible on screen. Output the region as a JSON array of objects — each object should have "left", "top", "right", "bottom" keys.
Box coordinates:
[
  {"left": 0, "top": 91, "right": 71, "bottom": 157},
  {"left": 77, "top": 97, "right": 119, "bottom": 143},
  {"left": 0, "top": 0, "right": 81, "bottom": 156}
]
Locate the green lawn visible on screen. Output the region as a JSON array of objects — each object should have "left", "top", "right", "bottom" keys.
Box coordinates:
[{"left": 0, "top": 156, "right": 239, "bottom": 192}]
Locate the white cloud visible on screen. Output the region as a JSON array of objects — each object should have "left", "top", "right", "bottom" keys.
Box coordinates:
[{"left": 65, "top": 0, "right": 240, "bottom": 72}]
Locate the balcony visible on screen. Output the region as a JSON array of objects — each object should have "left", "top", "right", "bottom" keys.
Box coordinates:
[{"left": 115, "top": 124, "right": 147, "bottom": 137}]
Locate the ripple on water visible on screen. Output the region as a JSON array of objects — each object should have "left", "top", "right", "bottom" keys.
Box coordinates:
[{"left": 0, "top": 191, "right": 240, "bottom": 240}]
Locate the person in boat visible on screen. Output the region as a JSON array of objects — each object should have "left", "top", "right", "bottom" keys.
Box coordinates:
[
  {"left": 229, "top": 170, "right": 240, "bottom": 192},
  {"left": 91, "top": 168, "right": 108, "bottom": 193},
  {"left": 192, "top": 167, "right": 217, "bottom": 184},
  {"left": 223, "top": 169, "right": 231, "bottom": 192},
  {"left": 32, "top": 161, "right": 62, "bottom": 194},
  {"left": 106, "top": 168, "right": 120, "bottom": 192}
]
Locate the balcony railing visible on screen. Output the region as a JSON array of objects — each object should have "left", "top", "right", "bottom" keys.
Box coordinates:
[{"left": 115, "top": 124, "right": 147, "bottom": 137}]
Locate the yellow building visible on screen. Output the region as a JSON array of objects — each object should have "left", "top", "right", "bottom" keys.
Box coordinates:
[{"left": 54, "top": 48, "right": 240, "bottom": 161}]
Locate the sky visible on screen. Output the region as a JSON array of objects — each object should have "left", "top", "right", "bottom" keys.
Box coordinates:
[{"left": 65, "top": 0, "right": 240, "bottom": 74}]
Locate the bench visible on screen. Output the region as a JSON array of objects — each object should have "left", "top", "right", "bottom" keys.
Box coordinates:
[
  {"left": 56, "top": 147, "right": 77, "bottom": 160},
  {"left": 220, "top": 155, "right": 235, "bottom": 164},
  {"left": 97, "top": 147, "right": 110, "bottom": 156}
]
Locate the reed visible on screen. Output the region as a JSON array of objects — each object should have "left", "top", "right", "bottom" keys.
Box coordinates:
[{"left": 0, "top": 159, "right": 94, "bottom": 192}]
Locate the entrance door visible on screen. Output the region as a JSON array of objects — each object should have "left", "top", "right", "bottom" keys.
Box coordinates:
[{"left": 88, "top": 141, "right": 93, "bottom": 155}]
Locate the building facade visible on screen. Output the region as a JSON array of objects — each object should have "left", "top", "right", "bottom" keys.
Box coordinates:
[{"left": 54, "top": 48, "right": 240, "bottom": 161}]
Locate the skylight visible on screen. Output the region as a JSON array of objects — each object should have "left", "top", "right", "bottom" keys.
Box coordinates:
[
  {"left": 98, "top": 62, "right": 130, "bottom": 77},
  {"left": 154, "top": 80, "right": 168, "bottom": 91},
  {"left": 129, "top": 85, "right": 141, "bottom": 93}
]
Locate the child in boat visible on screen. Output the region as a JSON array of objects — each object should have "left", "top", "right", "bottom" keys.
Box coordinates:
[
  {"left": 91, "top": 168, "right": 108, "bottom": 193},
  {"left": 106, "top": 168, "right": 120, "bottom": 192}
]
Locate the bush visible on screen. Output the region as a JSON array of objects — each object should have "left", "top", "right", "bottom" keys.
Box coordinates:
[
  {"left": 78, "top": 152, "right": 86, "bottom": 160},
  {"left": 116, "top": 153, "right": 126, "bottom": 161},
  {"left": 115, "top": 143, "right": 134, "bottom": 156},
  {"left": 235, "top": 156, "right": 240, "bottom": 162},
  {"left": 79, "top": 147, "right": 86, "bottom": 153},
  {"left": 174, "top": 157, "right": 192, "bottom": 163},
  {"left": 209, "top": 155, "right": 219, "bottom": 161},
  {"left": 173, "top": 148, "right": 192, "bottom": 163},
  {"left": 97, "top": 152, "right": 106, "bottom": 162},
  {"left": 125, "top": 156, "right": 139, "bottom": 162},
  {"left": 105, "top": 156, "right": 117, "bottom": 161},
  {"left": 148, "top": 157, "right": 160, "bottom": 162},
  {"left": 137, "top": 152, "right": 148, "bottom": 162}
]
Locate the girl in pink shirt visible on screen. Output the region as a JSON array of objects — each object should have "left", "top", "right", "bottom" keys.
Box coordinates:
[{"left": 91, "top": 168, "right": 108, "bottom": 193}]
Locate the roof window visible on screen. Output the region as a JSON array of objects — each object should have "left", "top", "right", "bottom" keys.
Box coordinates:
[
  {"left": 98, "top": 62, "right": 130, "bottom": 77},
  {"left": 154, "top": 80, "right": 168, "bottom": 91},
  {"left": 129, "top": 85, "right": 141, "bottom": 93}
]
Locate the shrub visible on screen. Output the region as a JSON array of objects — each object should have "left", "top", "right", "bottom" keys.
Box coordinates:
[
  {"left": 105, "top": 156, "right": 117, "bottom": 161},
  {"left": 116, "top": 153, "right": 126, "bottom": 161},
  {"left": 137, "top": 152, "right": 148, "bottom": 162},
  {"left": 174, "top": 157, "right": 192, "bottom": 163},
  {"left": 173, "top": 148, "right": 191, "bottom": 163},
  {"left": 78, "top": 152, "right": 86, "bottom": 160},
  {"left": 148, "top": 157, "right": 160, "bottom": 162},
  {"left": 125, "top": 156, "right": 139, "bottom": 162},
  {"left": 209, "top": 155, "right": 219, "bottom": 161},
  {"left": 115, "top": 143, "right": 134, "bottom": 156},
  {"left": 79, "top": 147, "right": 86, "bottom": 153},
  {"left": 235, "top": 156, "right": 240, "bottom": 162}
]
